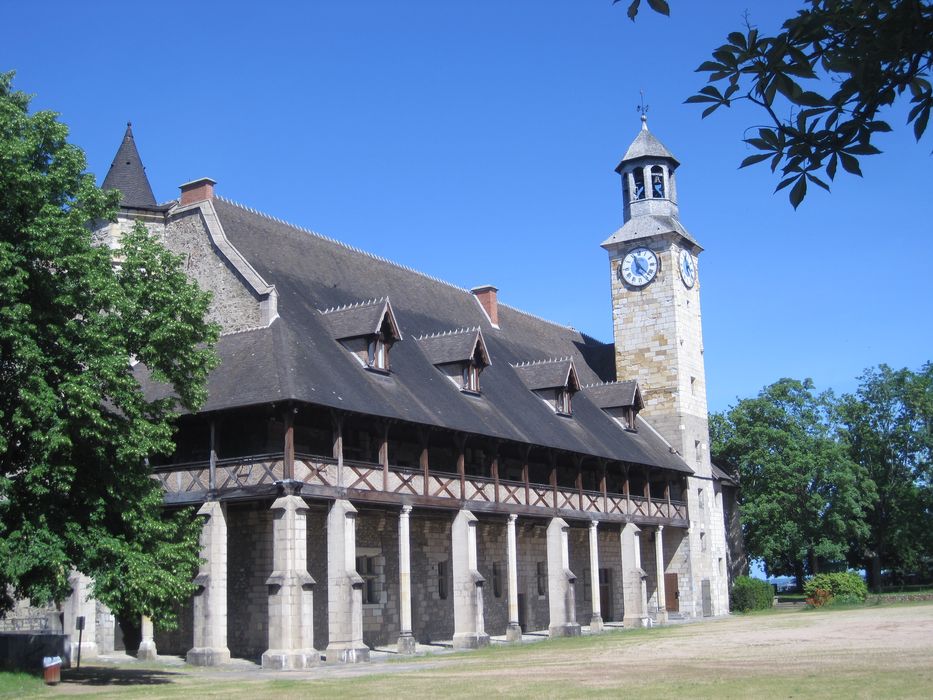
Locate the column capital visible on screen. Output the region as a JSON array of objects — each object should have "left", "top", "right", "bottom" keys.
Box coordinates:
[
  {"left": 508, "top": 513, "right": 518, "bottom": 523},
  {"left": 401, "top": 505, "right": 412, "bottom": 516},
  {"left": 589, "top": 520, "right": 599, "bottom": 531}
]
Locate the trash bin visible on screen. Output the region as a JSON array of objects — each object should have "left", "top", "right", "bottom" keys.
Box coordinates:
[{"left": 42, "top": 656, "right": 62, "bottom": 685}]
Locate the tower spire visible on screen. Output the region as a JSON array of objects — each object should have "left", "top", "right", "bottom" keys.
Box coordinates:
[{"left": 101, "top": 122, "right": 157, "bottom": 207}]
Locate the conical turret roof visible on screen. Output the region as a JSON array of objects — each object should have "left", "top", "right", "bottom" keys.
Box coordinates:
[
  {"left": 618, "top": 116, "right": 679, "bottom": 167},
  {"left": 101, "top": 122, "right": 157, "bottom": 207}
]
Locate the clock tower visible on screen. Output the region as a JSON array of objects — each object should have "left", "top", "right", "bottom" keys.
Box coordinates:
[{"left": 602, "top": 116, "right": 728, "bottom": 617}]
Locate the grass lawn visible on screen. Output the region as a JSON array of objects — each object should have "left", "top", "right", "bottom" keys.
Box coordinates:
[{"left": 4, "top": 602, "right": 932, "bottom": 699}]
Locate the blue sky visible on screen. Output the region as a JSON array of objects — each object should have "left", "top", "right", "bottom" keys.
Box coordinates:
[{"left": 4, "top": 0, "right": 931, "bottom": 414}]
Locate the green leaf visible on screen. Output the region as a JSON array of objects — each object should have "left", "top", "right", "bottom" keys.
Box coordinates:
[
  {"left": 740, "top": 153, "right": 771, "bottom": 168},
  {"left": 795, "top": 91, "right": 830, "bottom": 107},
  {"left": 806, "top": 173, "right": 831, "bottom": 192},
  {"left": 839, "top": 152, "right": 862, "bottom": 176},
  {"left": 646, "top": 0, "right": 670, "bottom": 16},
  {"left": 789, "top": 175, "right": 807, "bottom": 208}
]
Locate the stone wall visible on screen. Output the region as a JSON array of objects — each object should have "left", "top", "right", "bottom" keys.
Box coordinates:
[
  {"left": 226, "top": 501, "right": 273, "bottom": 661},
  {"left": 476, "top": 520, "right": 509, "bottom": 635},
  {"left": 515, "top": 521, "right": 550, "bottom": 632},
  {"left": 355, "top": 510, "right": 401, "bottom": 648},
  {"left": 410, "top": 516, "right": 455, "bottom": 643}
]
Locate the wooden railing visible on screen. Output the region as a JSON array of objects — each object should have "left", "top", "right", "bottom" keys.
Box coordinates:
[{"left": 156, "top": 452, "right": 688, "bottom": 523}]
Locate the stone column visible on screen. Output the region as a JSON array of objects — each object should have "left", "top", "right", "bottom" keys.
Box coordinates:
[
  {"left": 451, "top": 510, "right": 490, "bottom": 649},
  {"left": 187, "top": 501, "right": 231, "bottom": 666},
  {"left": 262, "top": 486, "right": 317, "bottom": 669},
  {"left": 397, "top": 505, "right": 416, "bottom": 654},
  {"left": 63, "top": 572, "right": 99, "bottom": 662},
  {"left": 137, "top": 615, "right": 157, "bottom": 661},
  {"left": 588, "top": 521, "right": 603, "bottom": 632},
  {"left": 505, "top": 514, "right": 522, "bottom": 642},
  {"left": 326, "top": 499, "right": 369, "bottom": 663},
  {"left": 621, "top": 523, "right": 647, "bottom": 629},
  {"left": 546, "top": 517, "right": 581, "bottom": 638},
  {"left": 655, "top": 525, "right": 668, "bottom": 624}
]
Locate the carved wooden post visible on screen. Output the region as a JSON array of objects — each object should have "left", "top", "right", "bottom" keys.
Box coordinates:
[
  {"left": 599, "top": 460, "right": 608, "bottom": 513},
  {"left": 419, "top": 428, "right": 430, "bottom": 497},
  {"left": 664, "top": 478, "right": 672, "bottom": 518},
  {"left": 522, "top": 447, "right": 531, "bottom": 506},
  {"left": 208, "top": 418, "right": 218, "bottom": 493},
  {"left": 283, "top": 404, "right": 295, "bottom": 481},
  {"left": 456, "top": 433, "right": 467, "bottom": 498},
  {"left": 490, "top": 442, "right": 500, "bottom": 504},
  {"left": 623, "top": 464, "right": 631, "bottom": 515},
  {"left": 379, "top": 421, "right": 389, "bottom": 491},
  {"left": 331, "top": 411, "right": 344, "bottom": 486},
  {"left": 574, "top": 455, "right": 584, "bottom": 511},
  {"left": 549, "top": 452, "right": 558, "bottom": 511}
]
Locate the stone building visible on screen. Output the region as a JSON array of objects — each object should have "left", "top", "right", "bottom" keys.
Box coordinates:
[{"left": 45, "top": 117, "right": 734, "bottom": 665}]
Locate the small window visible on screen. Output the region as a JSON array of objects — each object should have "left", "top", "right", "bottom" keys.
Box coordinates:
[
  {"left": 700, "top": 531, "right": 707, "bottom": 552},
  {"left": 437, "top": 560, "right": 449, "bottom": 600},
  {"left": 536, "top": 561, "right": 547, "bottom": 596},
  {"left": 462, "top": 362, "right": 481, "bottom": 393},
  {"left": 356, "top": 555, "right": 379, "bottom": 604},
  {"left": 368, "top": 337, "right": 389, "bottom": 371},
  {"left": 492, "top": 562, "right": 503, "bottom": 598},
  {"left": 651, "top": 165, "right": 665, "bottom": 198},
  {"left": 556, "top": 389, "right": 573, "bottom": 416},
  {"left": 698, "top": 487, "right": 705, "bottom": 510},
  {"left": 632, "top": 169, "right": 646, "bottom": 200}
]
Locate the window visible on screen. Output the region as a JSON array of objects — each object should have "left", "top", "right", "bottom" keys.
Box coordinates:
[
  {"left": 536, "top": 561, "right": 547, "bottom": 596},
  {"left": 698, "top": 487, "right": 705, "bottom": 510},
  {"left": 462, "top": 362, "right": 481, "bottom": 393},
  {"left": 367, "top": 336, "right": 389, "bottom": 371},
  {"left": 556, "top": 388, "right": 573, "bottom": 416},
  {"left": 492, "top": 562, "right": 503, "bottom": 598},
  {"left": 700, "top": 531, "right": 707, "bottom": 552},
  {"left": 651, "top": 165, "right": 665, "bottom": 198},
  {"left": 356, "top": 555, "right": 379, "bottom": 604},
  {"left": 437, "top": 560, "right": 449, "bottom": 600},
  {"left": 632, "top": 169, "right": 646, "bottom": 200}
]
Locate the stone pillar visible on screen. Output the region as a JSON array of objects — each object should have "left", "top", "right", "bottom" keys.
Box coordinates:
[
  {"left": 63, "top": 572, "right": 99, "bottom": 662},
  {"left": 546, "top": 517, "right": 581, "bottom": 638},
  {"left": 326, "top": 499, "right": 369, "bottom": 663},
  {"left": 262, "top": 486, "right": 317, "bottom": 669},
  {"left": 621, "top": 523, "right": 648, "bottom": 629},
  {"left": 451, "top": 510, "right": 490, "bottom": 649},
  {"left": 187, "top": 501, "right": 231, "bottom": 666},
  {"left": 588, "top": 520, "right": 603, "bottom": 632},
  {"left": 137, "top": 615, "right": 157, "bottom": 661},
  {"left": 505, "top": 514, "right": 522, "bottom": 642},
  {"left": 655, "top": 525, "right": 668, "bottom": 624},
  {"left": 397, "top": 505, "right": 416, "bottom": 654}
]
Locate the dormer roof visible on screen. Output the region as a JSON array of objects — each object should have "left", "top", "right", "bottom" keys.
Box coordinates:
[
  {"left": 617, "top": 117, "right": 679, "bottom": 169},
  {"left": 320, "top": 297, "right": 402, "bottom": 341},
  {"left": 512, "top": 357, "right": 580, "bottom": 392},
  {"left": 582, "top": 380, "right": 643, "bottom": 410},
  {"left": 101, "top": 122, "right": 158, "bottom": 208},
  {"left": 417, "top": 327, "right": 490, "bottom": 367}
]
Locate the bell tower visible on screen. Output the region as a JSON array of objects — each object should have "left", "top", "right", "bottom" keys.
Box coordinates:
[{"left": 602, "top": 116, "right": 728, "bottom": 616}]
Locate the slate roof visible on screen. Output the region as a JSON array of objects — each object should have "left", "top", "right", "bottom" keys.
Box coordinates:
[
  {"left": 512, "top": 358, "right": 578, "bottom": 391},
  {"left": 417, "top": 328, "right": 489, "bottom": 366},
  {"left": 618, "top": 117, "right": 679, "bottom": 166},
  {"left": 601, "top": 214, "right": 700, "bottom": 249},
  {"left": 320, "top": 298, "right": 402, "bottom": 341},
  {"left": 711, "top": 460, "right": 738, "bottom": 486},
  {"left": 101, "top": 123, "right": 158, "bottom": 207},
  {"left": 139, "top": 196, "right": 693, "bottom": 474},
  {"left": 582, "top": 381, "right": 642, "bottom": 409}
]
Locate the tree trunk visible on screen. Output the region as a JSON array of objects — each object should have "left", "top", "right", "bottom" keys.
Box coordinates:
[{"left": 793, "top": 562, "right": 806, "bottom": 593}]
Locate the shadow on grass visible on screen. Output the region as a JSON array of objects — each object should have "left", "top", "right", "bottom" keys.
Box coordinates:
[{"left": 61, "top": 666, "right": 183, "bottom": 687}]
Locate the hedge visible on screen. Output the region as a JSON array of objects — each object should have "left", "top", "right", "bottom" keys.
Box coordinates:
[
  {"left": 803, "top": 572, "right": 868, "bottom": 607},
  {"left": 730, "top": 576, "right": 773, "bottom": 612}
]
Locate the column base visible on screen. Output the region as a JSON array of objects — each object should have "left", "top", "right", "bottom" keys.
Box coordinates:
[
  {"left": 186, "top": 647, "right": 231, "bottom": 666},
  {"left": 137, "top": 640, "right": 158, "bottom": 661},
  {"left": 589, "top": 614, "right": 604, "bottom": 633},
  {"left": 505, "top": 623, "right": 523, "bottom": 642},
  {"left": 325, "top": 644, "right": 370, "bottom": 663},
  {"left": 396, "top": 634, "right": 417, "bottom": 655},
  {"left": 452, "top": 632, "right": 490, "bottom": 650},
  {"left": 548, "top": 623, "right": 581, "bottom": 638},
  {"left": 261, "top": 649, "right": 319, "bottom": 670},
  {"left": 623, "top": 614, "right": 649, "bottom": 629}
]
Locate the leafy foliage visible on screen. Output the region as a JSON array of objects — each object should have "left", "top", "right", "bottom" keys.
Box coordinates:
[
  {"left": 710, "top": 378, "right": 874, "bottom": 586},
  {"left": 838, "top": 364, "right": 932, "bottom": 588},
  {"left": 622, "top": 1, "right": 933, "bottom": 207},
  {"left": 804, "top": 572, "right": 868, "bottom": 605},
  {"left": 730, "top": 575, "right": 774, "bottom": 612},
  {"left": 0, "top": 72, "right": 219, "bottom": 625}
]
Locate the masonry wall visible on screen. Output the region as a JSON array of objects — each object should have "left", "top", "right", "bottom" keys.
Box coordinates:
[
  {"left": 476, "top": 520, "right": 509, "bottom": 636},
  {"left": 515, "top": 521, "right": 550, "bottom": 633},
  {"left": 226, "top": 501, "right": 272, "bottom": 660},
  {"left": 355, "top": 510, "right": 400, "bottom": 648},
  {"left": 410, "top": 516, "right": 454, "bottom": 644}
]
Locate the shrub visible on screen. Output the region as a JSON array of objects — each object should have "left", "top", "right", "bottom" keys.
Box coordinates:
[
  {"left": 804, "top": 572, "right": 868, "bottom": 607},
  {"left": 730, "top": 576, "right": 773, "bottom": 612}
]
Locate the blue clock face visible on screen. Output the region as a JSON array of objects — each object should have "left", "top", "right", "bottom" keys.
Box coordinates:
[
  {"left": 679, "top": 249, "right": 696, "bottom": 288},
  {"left": 620, "top": 247, "right": 658, "bottom": 287}
]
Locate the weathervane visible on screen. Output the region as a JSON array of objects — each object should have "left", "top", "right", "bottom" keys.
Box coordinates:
[{"left": 637, "top": 90, "right": 649, "bottom": 128}]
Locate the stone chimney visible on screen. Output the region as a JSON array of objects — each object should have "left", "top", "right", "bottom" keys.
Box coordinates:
[
  {"left": 471, "top": 285, "right": 499, "bottom": 327},
  {"left": 179, "top": 177, "right": 217, "bottom": 206}
]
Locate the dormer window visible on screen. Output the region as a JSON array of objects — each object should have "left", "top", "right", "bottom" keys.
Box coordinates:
[
  {"left": 320, "top": 297, "right": 403, "bottom": 374},
  {"left": 581, "top": 380, "right": 644, "bottom": 432},
  {"left": 512, "top": 357, "right": 580, "bottom": 417},
  {"left": 651, "top": 165, "right": 665, "bottom": 198},
  {"left": 417, "top": 327, "right": 490, "bottom": 395}
]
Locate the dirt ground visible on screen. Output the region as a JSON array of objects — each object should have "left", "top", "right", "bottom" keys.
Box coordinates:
[{"left": 34, "top": 603, "right": 933, "bottom": 699}]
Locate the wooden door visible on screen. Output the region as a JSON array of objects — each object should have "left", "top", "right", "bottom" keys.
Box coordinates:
[{"left": 664, "top": 573, "right": 680, "bottom": 613}]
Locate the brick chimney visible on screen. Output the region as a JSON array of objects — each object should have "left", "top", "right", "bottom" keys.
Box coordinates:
[
  {"left": 179, "top": 177, "right": 217, "bottom": 206},
  {"left": 471, "top": 285, "right": 499, "bottom": 326}
]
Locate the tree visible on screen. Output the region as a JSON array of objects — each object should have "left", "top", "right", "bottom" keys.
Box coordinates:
[
  {"left": 0, "top": 73, "right": 219, "bottom": 625},
  {"left": 838, "top": 364, "right": 932, "bottom": 590},
  {"left": 710, "top": 378, "right": 874, "bottom": 589},
  {"left": 620, "top": 0, "right": 933, "bottom": 207}
]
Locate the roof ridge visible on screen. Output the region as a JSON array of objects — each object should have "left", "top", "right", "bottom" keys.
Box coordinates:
[
  {"left": 319, "top": 297, "right": 388, "bottom": 315},
  {"left": 219, "top": 323, "right": 273, "bottom": 338},
  {"left": 581, "top": 379, "right": 636, "bottom": 389},
  {"left": 216, "top": 195, "right": 473, "bottom": 295},
  {"left": 414, "top": 326, "right": 481, "bottom": 341},
  {"left": 510, "top": 356, "right": 573, "bottom": 368}
]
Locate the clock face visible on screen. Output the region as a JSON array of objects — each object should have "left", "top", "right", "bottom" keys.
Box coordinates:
[
  {"left": 619, "top": 247, "right": 658, "bottom": 287},
  {"left": 679, "top": 249, "right": 696, "bottom": 288}
]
